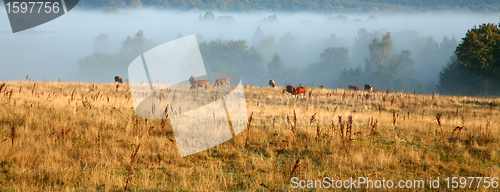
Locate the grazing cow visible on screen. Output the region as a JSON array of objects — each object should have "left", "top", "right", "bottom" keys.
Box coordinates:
[
  {"left": 364, "top": 84, "right": 373, "bottom": 92},
  {"left": 293, "top": 86, "right": 307, "bottom": 96},
  {"left": 269, "top": 79, "right": 276, "bottom": 88},
  {"left": 214, "top": 78, "right": 230, "bottom": 88},
  {"left": 189, "top": 76, "right": 196, "bottom": 84},
  {"left": 285, "top": 85, "right": 306, "bottom": 97},
  {"left": 348, "top": 85, "right": 359, "bottom": 91},
  {"left": 286, "top": 85, "right": 295, "bottom": 94},
  {"left": 115, "top": 76, "right": 123, "bottom": 84},
  {"left": 189, "top": 76, "right": 210, "bottom": 89},
  {"left": 319, "top": 85, "right": 324, "bottom": 89}
]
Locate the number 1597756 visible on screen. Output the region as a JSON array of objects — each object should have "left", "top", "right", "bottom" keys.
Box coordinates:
[{"left": 5, "top": 1, "right": 60, "bottom": 14}]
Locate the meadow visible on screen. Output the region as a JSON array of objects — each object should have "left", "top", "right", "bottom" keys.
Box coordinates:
[{"left": 0, "top": 81, "right": 499, "bottom": 191}]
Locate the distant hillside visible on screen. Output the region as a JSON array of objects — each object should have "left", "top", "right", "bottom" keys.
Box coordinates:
[{"left": 76, "top": 0, "right": 500, "bottom": 13}]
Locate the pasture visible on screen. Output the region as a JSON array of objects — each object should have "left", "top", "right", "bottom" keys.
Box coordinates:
[{"left": 0, "top": 81, "right": 499, "bottom": 191}]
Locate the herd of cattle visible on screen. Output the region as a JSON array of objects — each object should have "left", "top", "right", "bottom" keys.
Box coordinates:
[{"left": 114, "top": 75, "right": 374, "bottom": 95}]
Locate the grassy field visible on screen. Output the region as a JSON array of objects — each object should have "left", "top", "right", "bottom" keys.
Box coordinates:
[{"left": 0, "top": 81, "right": 499, "bottom": 191}]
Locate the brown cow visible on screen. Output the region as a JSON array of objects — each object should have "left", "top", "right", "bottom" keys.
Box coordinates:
[
  {"left": 293, "top": 86, "right": 307, "bottom": 96},
  {"left": 364, "top": 84, "right": 373, "bottom": 92},
  {"left": 189, "top": 76, "right": 210, "bottom": 89},
  {"left": 348, "top": 85, "right": 359, "bottom": 91},
  {"left": 285, "top": 85, "right": 306, "bottom": 97},
  {"left": 214, "top": 78, "right": 230, "bottom": 88},
  {"left": 269, "top": 79, "right": 276, "bottom": 88},
  {"left": 189, "top": 76, "right": 196, "bottom": 84},
  {"left": 115, "top": 76, "right": 123, "bottom": 84}
]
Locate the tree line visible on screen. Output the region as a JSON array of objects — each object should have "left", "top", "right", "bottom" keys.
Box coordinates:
[
  {"left": 77, "top": 22, "right": 500, "bottom": 96},
  {"left": 78, "top": 0, "right": 500, "bottom": 13}
]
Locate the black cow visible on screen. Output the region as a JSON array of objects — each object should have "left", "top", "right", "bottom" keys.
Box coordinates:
[
  {"left": 115, "top": 76, "right": 123, "bottom": 84},
  {"left": 364, "top": 84, "right": 373, "bottom": 92}
]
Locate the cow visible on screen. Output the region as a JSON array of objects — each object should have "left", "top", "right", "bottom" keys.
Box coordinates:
[
  {"left": 115, "top": 76, "right": 123, "bottom": 84},
  {"left": 319, "top": 85, "right": 324, "bottom": 89},
  {"left": 214, "top": 78, "right": 230, "bottom": 88},
  {"left": 189, "top": 76, "right": 210, "bottom": 89},
  {"left": 189, "top": 76, "right": 196, "bottom": 84},
  {"left": 286, "top": 85, "right": 295, "bottom": 94},
  {"left": 285, "top": 85, "right": 306, "bottom": 97},
  {"left": 348, "top": 85, "right": 359, "bottom": 91},
  {"left": 269, "top": 79, "right": 276, "bottom": 88},
  {"left": 364, "top": 84, "right": 373, "bottom": 92},
  {"left": 293, "top": 86, "right": 307, "bottom": 96}
]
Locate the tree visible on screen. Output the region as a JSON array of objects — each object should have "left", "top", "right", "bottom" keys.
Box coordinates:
[
  {"left": 455, "top": 23, "right": 500, "bottom": 95},
  {"left": 103, "top": 6, "right": 120, "bottom": 14},
  {"left": 351, "top": 28, "right": 382, "bottom": 69},
  {"left": 77, "top": 30, "right": 155, "bottom": 82},
  {"left": 303, "top": 47, "right": 350, "bottom": 87},
  {"left": 203, "top": 11, "right": 215, "bottom": 20},
  {"left": 251, "top": 26, "right": 265, "bottom": 46},
  {"left": 256, "top": 35, "right": 276, "bottom": 62},
  {"left": 319, "top": 47, "right": 350, "bottom": 70},
  {"left": 337, "top": 67, "right": 363, "bottom": 88},
  {"left": 439, "top": 35, "right": 458, "bottom": 56},
  {"left": 119, "top": 30, "right": 156, "bottom": 58},
  {"left": 276, "top": 31, "right": 301, "bottom": 68},
  {"left": 365, "top": 32, "right": 392, "bottom": 74},
  {"left": 129, "top": 0, "right": 142, "bottom": 7},
  {"left": 437, "top": 56, "right": 482, "bottom": 95},
  {"left": 416, "top": 36, "right": 439, "bottom": 85},
  {"left": 239, "top": 46, "right": 265, "bottom": 85},
  {"left": 199, "top": 39, "right": 249, "bottom": 74},
  {"left": 384, "top": 50, "right": 421, "bottom": 91},
  {"left": 77, "top": 52, "right": 117, "bottom": 82},
  {"left": 93, "top": 33, "right": 110, "bottom": 53},
  {"left": 267, "top": 53, "right": 286, "bottom": 84}
]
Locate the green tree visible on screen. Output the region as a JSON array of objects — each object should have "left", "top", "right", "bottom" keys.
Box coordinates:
[
  {"left": 455, "top": 23, "right": 500, "bottom": 95},
  {"left": 437, "top": 56, "right": 482, "bottom": 95},
  {"left": 382, "top": 50, "right": 421, "bottom": 91}
]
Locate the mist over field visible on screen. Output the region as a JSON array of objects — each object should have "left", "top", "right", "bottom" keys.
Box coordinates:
[{"left": 0, "top": 9, "right": 498, "bottom": 92}]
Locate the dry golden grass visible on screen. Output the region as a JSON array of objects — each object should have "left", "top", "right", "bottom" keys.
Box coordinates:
[{"left": 0, "top": 81, "right": 499, "bottom": 191}]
